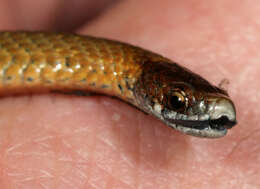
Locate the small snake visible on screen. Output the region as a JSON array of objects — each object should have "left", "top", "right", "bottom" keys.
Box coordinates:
[{"left": 0, "top": 31, "right": 237, "bottom": 138}]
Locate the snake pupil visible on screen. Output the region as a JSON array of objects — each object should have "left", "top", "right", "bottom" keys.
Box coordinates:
[{"left": 170, "top": 95, "right": 185, "bottom": 111}]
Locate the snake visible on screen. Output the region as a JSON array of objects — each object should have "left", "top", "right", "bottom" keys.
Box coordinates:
[{"left": 0, "top": 31, "right": 237, "bottom": 138}]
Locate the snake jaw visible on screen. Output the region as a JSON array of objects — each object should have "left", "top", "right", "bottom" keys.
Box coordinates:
[{"left": 159, "top": 95, "right": 237, "bottom": 138}]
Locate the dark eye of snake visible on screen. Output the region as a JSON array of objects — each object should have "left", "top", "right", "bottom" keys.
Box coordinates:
[{"left": 169, "top": 91, "right": 187, "bottom": 112}]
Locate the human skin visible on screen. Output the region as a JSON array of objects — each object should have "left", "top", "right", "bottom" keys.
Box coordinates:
[{"left": 0, "top": 0, "right": 259, "bottom": 188}]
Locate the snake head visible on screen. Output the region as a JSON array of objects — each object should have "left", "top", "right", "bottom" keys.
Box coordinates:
[{"left": 134, "top": 61, "right": 237, "bottom": 138}]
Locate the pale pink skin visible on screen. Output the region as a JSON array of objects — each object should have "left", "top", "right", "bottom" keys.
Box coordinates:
[{"left": 0, "top": 0, "right": 259, "bottom": 188}]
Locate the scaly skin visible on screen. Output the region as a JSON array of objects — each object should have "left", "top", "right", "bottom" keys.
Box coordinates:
[
  {"left": 0, "top": 31, "right": 236, "bottom": 138},
  {"left": 0, "top": 32, "right": 170, "bottom": 102},
  {"left": 0, "top": 32, "right": 136, "bottom": 98}
]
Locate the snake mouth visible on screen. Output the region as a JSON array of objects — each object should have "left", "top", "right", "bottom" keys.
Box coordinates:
[{"left": 166, "top": 115, "right": 237, "bottom": 131}]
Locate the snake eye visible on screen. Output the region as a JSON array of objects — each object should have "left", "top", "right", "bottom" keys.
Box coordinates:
[{"left": 168, "top": 91, "right": 187, "bottom": 112}]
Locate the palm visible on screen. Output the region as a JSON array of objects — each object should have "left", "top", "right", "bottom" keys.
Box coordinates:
[{"left": 0, "top": 0, "right": 258, "bottom": 188}]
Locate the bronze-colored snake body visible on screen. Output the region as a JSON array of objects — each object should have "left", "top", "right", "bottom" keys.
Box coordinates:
[{"left": 0, "top": 32, "right": 237, "bottom": 138}]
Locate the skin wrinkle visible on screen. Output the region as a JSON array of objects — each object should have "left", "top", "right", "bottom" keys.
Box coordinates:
[
  {"left": 0, "top": 0, "right": 259, "bottom": 188},
  {"left": 111, "top": 107, "right": 140, "bottom": 187},
  {"left": 226, "top": 129, "right": 260, "bottom": 159},
  {"left": 4, "top": 97, "right": 100, "bottom": 188}
]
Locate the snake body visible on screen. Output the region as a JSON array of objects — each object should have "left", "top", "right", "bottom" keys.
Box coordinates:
[{"left": 0, "top": 32, "right": 237, "bottom": 138}]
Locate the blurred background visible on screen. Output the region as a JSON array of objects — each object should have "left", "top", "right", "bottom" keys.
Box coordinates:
[{"left": 0, "top": 0, "right": 119, "bottom": 31}]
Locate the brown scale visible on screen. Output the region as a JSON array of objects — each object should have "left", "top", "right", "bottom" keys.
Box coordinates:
[
  {"left": 0, "top": 32, "right": 168, "bottom": 103},
  {"left": 0, "top": 31, "right": 238, "bottom": 138}
]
